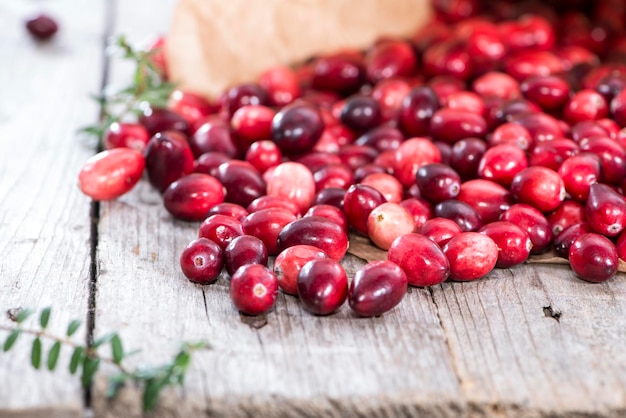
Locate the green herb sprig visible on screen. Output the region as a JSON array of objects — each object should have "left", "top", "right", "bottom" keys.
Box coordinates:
[{"left": 1, "top": 307, "right": 208, "bottom": 412}]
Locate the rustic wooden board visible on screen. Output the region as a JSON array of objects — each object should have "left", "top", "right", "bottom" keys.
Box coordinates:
[{"left": 0, "top": 0, "right": 106, "bottom": 416}]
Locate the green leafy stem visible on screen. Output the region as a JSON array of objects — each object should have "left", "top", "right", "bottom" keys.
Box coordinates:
[{"left": 1, "top": 307, "right": 208, "bottom": 412}]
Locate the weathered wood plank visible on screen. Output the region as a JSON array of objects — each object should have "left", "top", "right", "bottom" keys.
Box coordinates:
[{"left": 0, "top": 0, "right": 106, "bottom": 415}]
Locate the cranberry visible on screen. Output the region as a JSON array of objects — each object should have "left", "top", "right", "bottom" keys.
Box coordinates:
[
  {"left": 348, "top": 261, "right": 408, "bottom": 317},
  {"left": 500, "top": 203, "right": 553, "bottom": 254},
  {"left": 414, "top": 163, "right": 461, "bottom": 204},
  {"left": 617, "top": 229, "right": 626, "bottom": 261},
  {"left": 387, "top": 233, "right": 450, "bottom": 287},
  {"left": 224, "top": 235, "right": 268, "bottom": 276},
  {"left": 488, "top": 123, "right": 533, "bottom": 151},
  {"left": 207, "top": 202, "right": 249, "bottom": 223},
  {"left": 25, "top": 14, "right": 58, "bottom": 40},
  {"left": 393, "top": 138, "right": 442, "bottom": 188},
  {"left": 198, "top": 214, "right": 245, "bottom": 249},
  {"left": 479, "top": 221, "right": 532, "bottom": 268},
  {"left": 434, "top": 141, "right": 453, "bottom": 166},
  {"left": 338, "top": 144, "right": 378, "bottom": 170},
  {"left": 271, "top": 102, "right": 324, "bottom": 154},
  {"left": 432, "top": 0, "right": 482, "bottom": 23},
  {"left": 478, "top": 144, "right": 528, "bottom": 187},
  {"left": 449, "top": 137, "right": 487, "bottom": 179},
  {"left": 139, "top": 107, "right": 190, "bottom": 138},
  {"left": 491, "top": 98, "right": 541, "bottom": 128},
  {"left": 194, "top": 152, "right": 232, "bottom": 176},
  {"left": 457, "top": 179, "right": 513, "bottom": 224},
  {"left": 553, "top": 222, "right": 592, "bottom": 259},
  {"left": 277, "top": 216, "right": 349, "bottom": 261},
  {"left": 558, "top": 153, "right": 601, "bottom": 202},
  {"left": 78, "top": 148, "right": 145, "bottom": 201},
  {"left": 304, "top": 204, "right": 348, "bottom": 233},
  {"left": 510, "top": 112, "right": 564, "bottom": 143},
  {"left": 569, "top": 233, "right": 619, "bottom": 283},
  {"left": 297, "top": 151, "right": 343, "bottom": 173},
  {"left": 339, "top": 95, "right": 382, "bottom": 132},
  {"left": 104, "top": 122, "right": 150, "bottom": 152},
  {"left": 191, "top": 116, "right": 238, "bottom": 158},
  {"left": 430, "top": 108, "right": 487, "bottom": 145},
  {"left": 179, "top": 238, "right": 223, "bottom": 285},
  {"left": 144, "top": 131, "right": 195, "bottom": 193},
  {"left": 168, "top": 90, "right": 217, "bottom": 128},
  {"left": 343, "top": 184, "right": 386, "bottom": 235},
  {"left": 398, "top": 86, "right": 441, "bottom": 137},
  {"left": 215, "top": 160, "right": 266, "bottom": 208},
  {"left": 266, "top": 162, "right": 315, "bottom": 214},
  {"left": 510, "top": 166, "right": 565, "bottom": 213},
  {"left": 311, "top": 53, "right": 365, "bottom": 94},
  {"left": 434, "top": 200, "right": 483, "bottom": 232},
  {"left": 274, "top": 245, "right": 328, "bottom": 295},
  {"left": 464, "top": 22, "right": 506, "bottom": 75},
  {"left": 579, "top": 136, "right": 626, "bottom": 184},
  {"left": 258, "top": 66, "right": 301, "bottom": 107},
  {"left": 371, "top": 78, "right": 412, "bottom": 122},
  {"left": 399, "top": 198, "right": 432, "bottom": 230},
  {"left": 596, "top": 73, "right": 626, "bottom": 103},
  {"left": 220, "top": 83, "right": 269, "bottom": 118},
  {"left": 547, "top": 200, "right": 586, "bottom": 237},
  {"left": 242, "top": 208, "right": 297, "bottom": 255},
  {"left": 244, "top": 140, "right": 282, "bottom": 174},
  {"left": 314, "top": 187, "right": 346, "bottom": 208},
  {"left": 247, "top": 195, "right": 300, "bottom": 216},
  {"left": 367, "top": 202, "right": 416, "bottom": 250},
  {"left": 360, "top": 172, "right": 403, "bottom": 203},
  {"left": 365, "top": 40, "right": 416, "bottom": 83},
  {"left": 585, "top": 183, "right": 626, "bottom": 237},
  {"left": 423, "top": 39, "right": 473, "bottom": 81},
  {"left": 355, "top": 126, "right": 404, "bottom": 153},
  {"left": 504, "top": 51, "right": 564, "bottom": 81},
  {"left": 313, "top": 163, "right": 354, "bottom": 191},
  {"left": 231, "top": 105, "right": 276, "bottom": 150},
  {"left": 297, "top": 259, "right": 348, "bottom": 315},
  {"left": 528, "top": 139, "right": 579, "bottom": 171},
  {"left": 230, "top": 264, "right": 278, "bottom": 315},
  {"left": 163, "top": 173, "right": 225, "bottom": 221},
  {"left": 505, "top": 15, "right": 555, "bottom": 53},
  {"left": 443, "top": 232, "right": 498, "bottom": 281},
  {"left": 472, "top": 72, "right": 520, "bottom": 101},
  {"left": 520, "top": 75, "right": 570, "bottom": 112},
  {"left": 564, "top": 89, "right": 609, "bottom": 124},
  {"left": 420, "top": 217, "right": 463, "bottom": 247}
]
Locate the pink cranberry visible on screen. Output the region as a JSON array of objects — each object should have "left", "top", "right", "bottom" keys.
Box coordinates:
[
  {"left": 420, "top": 217, "right": 463, "bottom": 247},
  {"left": 191, "top": 116, "right": 238, "bottom": 158},
  {"left": 349, "top": 261, "right": 408, "bottom": 317},
  {"left": 274, "top": 245, "right": 328, "bottom": 295},
  {"left": 168, "top": 90, "right": 217, "bottom": 128},
  {"left": 398, "top": 86, "right": 441, "bottom": 137},
  {"left": 179, "top": 238, "right": 223, "bottom": 285},
  {"left": 399, "top": 198, "right": 432, "bottom": 230},
  {"left": 215, "top": 160, "right": 266, "bottom": 207},
  {"left": 393, "top": 138, "right": 442, "bottom": 188},
  {"left": 387, "top": 233, "right": 450, "bottom": 287},
  {"left": 510, "top": 166, "right": 565, "bottom": 213},
  {"left": 500, "top": 203, "right": 553, "bottom": 254},
  {"left": 207, "top": 203, "right": 249, "bottom": 223},
  {"left": 230, "top": 264, "right": 279, "bottom": 315},
  {"left": 277, "top": 216, "right": 349, "bottom": 261},
  {"left": 443, "top": 232, "right": 498, "bottom": 281},
  {"left": 415, "top": 163, "right": 461, "bottom": 204},
  {"left": 547, "top": 200, "right": 586, "bottom": 237},
  {"left": 520, "top": 75, "right": 570, "bottom": 112},
  {"left": 564, "top": 89, "right": 609, "bottom": 124},
  {"left": 258, "top": 66, "right": 301, "bottom": 107},
  {"left": 365, "top": 40, "right": 417, "bottom": 83},
  {"left": 104, "top": 122, "right": 150, "bottom": 152},
  {"left": 558, "top": 153, "right": 602, "bottom": 202},
  {"left": 25, "top": 14, "right": 59, "bottom": 40},
  {"left": 457, "top": 179, "right": 513, "bottom": 224},
  {"left": 271, "top": 102, "right": 324, "bottom": 154},
  {"left": 163, "top": 173, "right": 225, "bottom": 221},
  {"left": 430, "top": 108, "right": 487, "bottom": 145},
  {"left": 247, "top": 195, "right": 300, "bottom": 216},
  {"left": 569, "top": 233, "right": 619, "bottom": 283},
  {"left": 297, "top": 259, "right": 348, "bottom": 315},
  {"left": 449, "top": 137, "right": 487, "bottom": 179},
  {"left": 139, "top": 107, "right": 190, "bottom": 138},
  {"left": 266, "top": 162, "right": 315, "bottom": 214},
  {"left": 343, "top": 184, "right": 386, "bottom": 235},
  {"left": 478, "top": 144, "right": 528, "bottom": 187},
  {"left": 479, "top": 221, "right": 532, "bottom": 268},
  {"left": 242, "top": 208, "right": 297, "bottom": 255},
  {"left": 360, "top": 172, "right": 403, "bottom": 203},
  {"left": 145, "top": 36, "right": 168, "bottom": 79},
  {"left": 472, "top": 72, "right": 521, "bottom": 100},
  {"left": 311, "top": 53, "right": 365, "bottom": 95},
  {"left": 144, "top": 131, "right": 195, "bottom": 193},
  {"left": 224, "top": 235, "right": 268, "bottom": 276},
  {"left": 367, "top": 202, "right": 416, "bottom": 250},
  {"left": 585, "top": 183, "right": 626, "bottom": 237},
  {"left": 553, "top": 222, "right": 592, "bottom": 259}
]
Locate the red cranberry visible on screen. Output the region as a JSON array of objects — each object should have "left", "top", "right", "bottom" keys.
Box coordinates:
[
  {"left": 266, "top": 162, "right": 315, "bottom": 214},
  {"left": 144, "top": 131, "right": 195, "bottom": 193},
  {"left": 558, "top": 153, "right": 602, "bottom": 202},
  {"left": 445, "top": 91, "right": 484, "bottom": 115},
  {"left": 595, "top": 73, "right": 626, "bottom": 103},
  {"left": 168, "top": 90, "right": 217, "bottom": 128},
  {"left": 500, "top": 203, "right": 553, "bottom": 254},
  {"left": 504, "top": 51, "right": 564, "bottom": 81},
  {"left": 313, "top": 163, "right": 355, "bottom": 191},
  {"left": 457, "top": 179, "right": 513, "bottom": 224},
  {"left": 361, "top": 173, "right": 403, "bottom": 203},
  {"left": 488, "top": 123, "right": 533, "bottom": 151},
  {"left": 139, "top": 107, "right": 190, "bottom": 137},
  {"left": 367, "top": 202, "right": 416, "bottom": 250},
  {"left": 25, "top": 14, "right": 59, "bottom": 40},
  {"left": 231, "top": 105, "right": 276, "bottom": 150},
  {"left": 297, "top": 259, "right": 348, "bottom": 315},
  {"left": 479, "top": 221, "right": 532, "bottom": 268},
  {"left": 215, "top": 160, "right": 266, "bottom": 207},
  {"left": 343, "top": 184, "right": 386, "bottom": 235},
  {"left": 415, "top": 163, "right": 461, "bottom": 204},
  {"left": 163, "top": 173, "right": 225, "bottom": 221},
  {"left": 463, "top": 22, "right": 506, "bottom": 75},
  {"left": 104, "top": 122, "right": 150, "bottom": 152},
  {"left": 277, "top": 216, "right": 348, "bottom": 261},
  {"left": 242, "top": 208, "right": 297, "bottom": 255},
  {"left": 180, "top": 238, "right": 224, "bottom": 285},
  {"left": 355, "top": 126, "right": 404, "bottom": 153},
  {"left": 244, "top": 140, "right": 282, "bottom": 174},
  {"left": 348, "top": 261, "right": 408, "bottom": 317},
  {"left": 472, "top": 72, "right": 521, "bottom": 101},
  {"left": 443, "top": 232, "right": 498, "bottom": 281},
  {"left": 579, "top": 136, "right": 626, "bottom": 184},
  {"left": 564, "top": 89, "right": 609, "bottom": 124},
  {"left": 78, "top": 148, "right": 145, "bottom": 201},
  {"left": 224, "top": 235, "right": 268, "bottom": 276},
  {"left": 258, "top": 66, "right": 301, "bottom": 107},
  {"left": 399, "top": 198, "right": 432, "bottom": 230},
  {"left": 510, "top": 112, "right": 564, "bottom": 143},
  {"left": 311, "top": 53, "right": 365, "bottom": 94},
  {"left": 510, "top": 166, "right": 565, "bottom": 213},
  {"left": 371, "top": 78, "right": 412, "bottom": 122},
  {"left": 230, "top": 264, "right": 278, "bottom": 315},
  {"left": 314, "top": 187, "right": 346, "bottom": 208},
  {"left": 274, "top": 245, "right": 328, "bottom": 295},
  {"left": 220, "top": 83, "right": 269, "bottom": 118},
  {"left": 247, "top": 195, "right": 299, "bottom": 216},
  {"left": 393, "top": 138, "right": 442, "bottom": 188},
  {"left": 449, "top": 137, "right": 487, "bottom": 179},
  {"left": 194, "top": 152, "right": 231, "bottom": 176},
  {"left": 504, "top": 15, "right": 555, "bottom": 53},
  {"left": 191, "top": 116, "right": 238, "bottom": 158},
  {"left": 585, "top": 183, "right": 626, "bottom": 237},
  {"left": 547, "top": 200, "right": 586, "bottom": 237},
  {"left": 338, "top": 144, "right": 378, "bottom": 171},
  {"left": 553, "top": 222, "right": 592, "bottom": 259},
  {"left": 432, "top": 0, "right": 482, "bottom": 23},
  {"left": 304, "top": 204, "right": 349, "bottom": 233},
  {"left": 297, "top": 151, "right": 343, "bottom": 173},
  {"left": 520, "top": 75, "right": 570, "bottom": 112},
  {"left": 339, "top": 95, "right": 382, "bottom": 132},
  {"left": 616, "top": 228, "right": 626, "bottom": 261},
  {"left": 429, "top": 108, "right": 487, "bottom": 145},
  {"left": 398, "top": 86, "right": 441, "bottom": 137},
  {"left": 387, "top": 233, "right": 450, "bottom": 287},
  {"left": 569, "top": 233, "right": 619, "bottom": 283},
  {"left": 207, "top": 202, "right": 249, "bottom": 223},
  {"left": 198, "top": 214, "right": 246, "bottom": 249},
  {"left": 365, "top": 40, "right": 417, "bottom": 83},
  {"left": 528, "top": 139, "right": 579, "bottom": 171},
  {"left": 271, "top": 102, "right": 325, "bottom": 154},
  {"left": 478, "top": 144, "right": 528, "bottom": 187},
  {"left": 423, "top": 39, "right": 473, "bottom": 81},
  {"left": 420, "top": 217, "right": 463, "bottom": 247},
  {"left": 434, "top": 200, "right": 483, "bottom": 232}
]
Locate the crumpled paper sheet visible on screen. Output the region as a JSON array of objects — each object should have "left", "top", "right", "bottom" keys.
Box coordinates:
[{"left": 166, "top": 0, "right": 431, "bottom": 99}]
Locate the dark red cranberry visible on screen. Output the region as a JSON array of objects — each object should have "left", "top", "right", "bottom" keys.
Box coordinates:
[
  {"left": 179, "top": 238, "right": 223, "bottom": 285},
  {"left": 415, "top": 163, "right": 461, "bottom": 204},
  {"left": 25, "top": 14, "right": 59, "bottom": 40},
  {"left": 430, "top": 108, "right": 487, "bottom": 145},
  {"left": 365, "top": 40, "right": 417, "bottom": 83},
  {"left": 215, "top": 160, "right": 266, "bottom": 207},
  {"left": 569, "top": 233, "right": 619, "bottom": 283},
  {"left": 510, "top": 166, "right": 565, "bottom": 213},
  {"left": 443, "top": 232, "right": 498, "bottom": 281},
  {"left": 220, "top": 83, "right": 269, "bottom": 118},
  {"left": 163, "top": 173, "right": 225, "bottom": 221},
  {"left": 434, "top": 200, "right": 483, "bottom": 232},
  {"left": 554, "top": 222, "right": 592, "bottom": 259},
  {"left": 479, "top": 221, "right": 532, "bottom": 268},
  {"left": 449, "top": 137, "right": 487, "bottom": 179},
  {"left": 277, "top": 216, "right": 348, "bottom": 261},
  {"left": 194, "top": 152, "right": 232, "bottom": 177},
  {"left": 224, "top": 235, "right": 268, "bottom": 276},
  {"left": 491, "top": 98, "right": 541, "bottom": 128},
  {"left": 274, "top": 245, "right": 328, "bottom": 295},
  {"left": 500, "top": 203, "right": 553, "bottom": 254},
  {"left": 144, "top": 131, "right": 195, "bottom": 193},
  {"left": 343, "top": 184, "right": 386, "bottom": 235},
  {"left": 243, "top": 208, "right": 297, "bottom": 256},
  {"left": 457, "top": 179, "right": 513, "bottom": 224},
  {"left": 271, "top": 102, "right": 325, "bottom": 154},
  {"left": 139, "top": 107, "right": 190, "bottom": 137},
  {"left": 297, "top": 259, "right": 348, "bottom": 315},
  {"left": 387, "top": 233, "right": 450, "bottom": 287},
  {"left": 349, "top": 261, "right": 408, "bottom": 317},
  {"left": 104, "top": 122, "right": 150, "bottom": 153},
  {"left": 311, "top": 53, "right": 365, "bottom": 95},
  {"left": 339, "top": 95, "right": 382, "bottom": 132},
  {"left": 355, "top": 126, "right": 404, "bottom": 153},
  {"left": 585, "top": 183, "right": 626, "bottom": 237},
  {"left": 314, "top": 187, "right": 346, "bottom": 208},
  {"left": 207, "top": 202, "right": 249, "bottom": 223},
  {"left": 398, "top": 86, "right": 441, "bottom": 137},
  {"left": 191, "top": 116, "right": 238, "bottom": 158},
  {"left": 579, "top": 136, "right": 626, "bottom": 184},
  {"left": 338, "top": 144, "right": 378, "bottom": 170},
  {"left": 229, "top": 264, "right": 278, "bottom": 315},
  {"left": 509, "top": 112, "right": 564, "bottom": 143},
  {"left": 596, "top": 73, "right": 626, "bottom": 102}
]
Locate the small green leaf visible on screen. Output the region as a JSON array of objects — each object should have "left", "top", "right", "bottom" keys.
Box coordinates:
[
  {"left": 142, "top": 378, "right": 166, "bottom": 412},
  {"left": 93, "top": 332, "right": 115, "bottom": 348},
  {"left": 111, "top": 334, "right": 123, "bottom": 365},
  {"left": 66, "top": 319, "right": 81, "bottom": 337},
  {"left": 31, "top": 338, "right": 42, "bottom": 369},
  {"left": 39, "top": 307, "right": 52, "bottom": 329},
  {"left": 47, "top": 341, "right": 61, "bottom": 370},
  {"left": 16, "top": 308, "right": 33, "bottom": 324},
  {"left": 3, "top": 329, "right": 21, "bottom": 352},
  {"left": 69, "top": 346, "right": 85, "bottom": 375},
  {"left": 106, "top": 373, "right": 127, "bottom": 399},
  {"left": 173, "top": 351, "right": 191, "bottom": 370},
  {"left": 81, "top": 356, "right": 101, "bottom": 387}
]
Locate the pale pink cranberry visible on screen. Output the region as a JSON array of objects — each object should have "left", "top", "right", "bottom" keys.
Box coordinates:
[
  {"left": 510, "top": 166, "right": 566, "bottom": 213},
  {"left": 472, "top": 72, "right": 521, "bottom": 100},
  {"left": 230, "top": 264, "right": 279, "bottom": 315},
  {"left": 457, "top": 179, "right": 513, "bottom": 224},
  {"left": 564, "top": 89, "right": 609, "bottom": 124},
  {"left": 393, "top": 137, "right": 442, "bottom": 187},
  {"left": 360, "top": 172, "right": 404, "bottom": 203},
  {"left": 443, "top": 232, "right": 498, "bottom": 281},
  {"left": 478, "top": 221, "right": 532, "bottom": 268},
  {"left": 266, "top": 162, "right": 315, "bottom": 214},
  {"left": 274, "top": 245, "right": 328, "bottom": 296},
  {"left": 420, "top": 217, "right": 463, "bottom": 247},
  {"left": 478, "top": 144, "right": 528, "bottom": 187},
  {"left": 569, "top": 233, "right": 619, "bottom": 283},
  {"left": 367, "top": 202, "right": 416, "bottom": 250},
  {"left": 388, "top": 233, "right": 450, "bottom": 287},
  {"left": 258, "top": 66, "right": 301, "bottom": 107}
]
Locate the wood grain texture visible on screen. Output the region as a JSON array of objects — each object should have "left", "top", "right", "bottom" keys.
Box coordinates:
[{"left": 0, "top": 0, "right": 106, "bottom": 416}]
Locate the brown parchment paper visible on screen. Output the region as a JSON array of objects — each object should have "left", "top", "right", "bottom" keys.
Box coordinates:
[{"left": 166, "top": 0, "right": 432, "bottom": 99}]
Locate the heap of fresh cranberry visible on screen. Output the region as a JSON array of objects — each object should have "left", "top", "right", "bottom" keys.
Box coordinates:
[{"left": 79, "top": 0, "right": 626, "bottom": 317}]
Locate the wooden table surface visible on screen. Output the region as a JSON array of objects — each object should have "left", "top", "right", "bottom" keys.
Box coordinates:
[{"left": 2, "top": 1, "right": 626, "bottom": 417}]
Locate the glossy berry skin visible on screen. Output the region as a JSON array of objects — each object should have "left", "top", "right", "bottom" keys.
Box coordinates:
[
  {"left": 277, "top": 216, "right": 349, "bottom": 261},
  {"left": 510, "top": 166, "right": 565, "bottom": 213},
  {"left": 558, "top": 153, "right": 602, "bottom": 202},
  {"left": 258, "top": 65, "right": 301, "bottom": 107},
  {"left": 443, "top": 232, "right": 498, "bottom": 281},
  {"left": 191, "top": 117, "right": 238, "bottom": 158},
  {"left": 179, "top": 238, "right": 224, "bottom": 284},
  {"left": 78, "top": 148, "right": 145, "bottom": 201},
  {"left": 348, "top": 261, "right": 408, "bottom": 317},
  {"left": 25, "top": 14, "right": 59, "bottom": 40},
  {"left": 224, "top": 235, "right": 268, "bottom": 276},
  {"left": 393, "top": 138, "right": 442, "bottom": 188},
  {"left": 361, "top": 173, "right": 403, "bottom": 204},
  {"left": 304, "top": 204, "right": 349, "bottom": 233},
  {"left": 230, "top": 264, "right": 279, "bottom": 315},
  {"left": 297, "top": 259, "right": 348, "bottom": 315},
  {"left": 104, "top": 122, "right": 150, "bottom": 152},
  {"left": 429, "top": 108, "right": 487, "bottom": 145},
  {"left": 415, "top": 163, "right": 461, "bottom": 204},
  {"left": 243, "top": 208, "right": 297, "bottom": 255},
  {"left": 220, "top": 83, "right": 269, "bottom": 118},
  {"left": 311, "top": 53, "right": 365, "bottom": 94},
  {"left": 139, "top": 107, "right": 190, "bottom": 138},
  {"left": 367, "top": 202, "right": 416, "bottom": 250},
  {"left": 579, "top": 136, "right": 626, "bottom": 185},
  {"left": 207, "top": 202, "right": 249, "bottom": 223},
  {"left": 266, "top": 162, "right": 316, "bottom": 214},
  {"left": 500, "top": 204, "right": 553, "bottom": 255},
  {"left": 144, "top": 131, "right": 195, "bottom": 193},
  {"left": 399, "top": 86, "right": 441, "bottom": 137},
  {"left": 365, "top": 40, "right": 416, "bottom": 83},
  {"left": 340, "top": 95, "right": 382, "bottom": 132},
  {"left": 387, "top": 233, "right": 450, "bottom": 287},
  {"left": 271, "top": 102, "right": 324, "bottom": 154},
  {"left": 399, "top": 198, "right": 432, "bottom": 230},
  {"left": 520, "top": 75, "right": 570, "bottom": 111},
  {"left": 554, "top": 222, "right": 592, "bottom": 259},
  {"left": 585, "top": 183, "right": 626, "bottom": 237},
  {"left": 457, "top": 179, "right": 513, "bottom": 224},
  {"left": 198, "top": 214, "right": 246, "bottom": 250},
  {"left": 343, "top": 184, "right": 386, "bottom": 235},
  {"left": 569, "top": 233, "right": 619, "bottom": 283},
  {"left": 478, "top": 144, "right": 528, "bottom": 187},
  {"left": 215, "top": 160, "right": 266, "bottom": 208},
  {"left": 564, "top": 89, "right": 609, "bottom": 124},
  {"left": 420, "top": 217, "right": 463, "bottom": 247},
  {"left": 478, "top": 221, "right": 532, "bottom": 268},
  {"left": 163, "top": 173, "right": 225, "bottom": 221},
  {"left": 231, "top": 105, "right": 276, "bottom": 149},
  {"left": 168, "top": 90, "right": 217, "bottom": 128},
  {"left": 449, "top": 137, "right": 487, "bottom": 179},
  {"left": 245, "top": 140, "right": 282, "bottom": 174},
  {"left": 433, "top": 200, "right": 482, "bottom": 232},
  {"left": 274, "top": 245, "right": 328, "bottom": 295}
]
